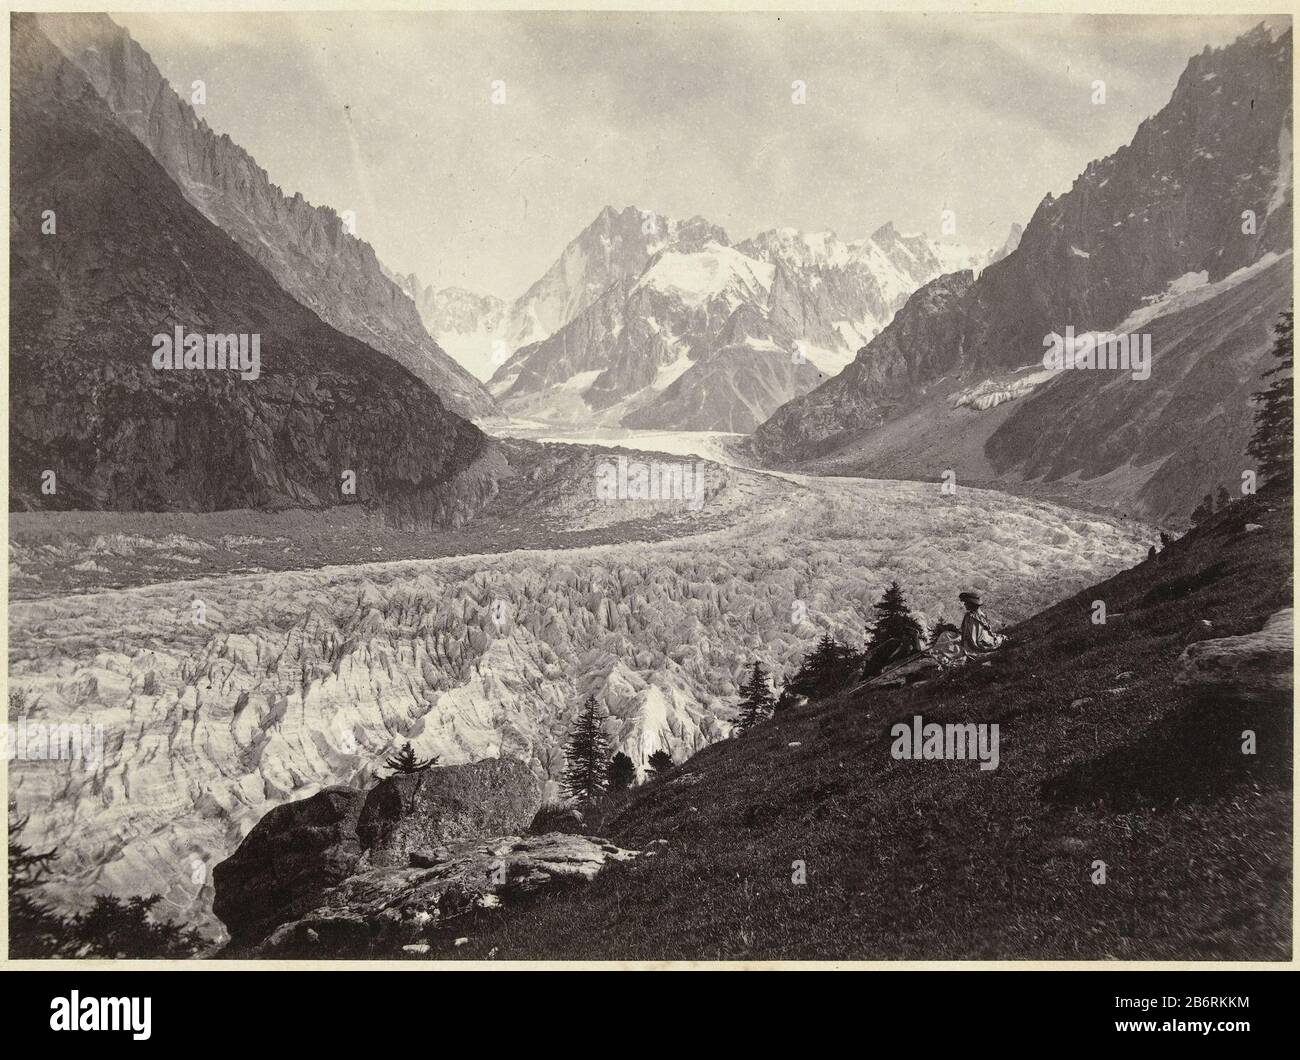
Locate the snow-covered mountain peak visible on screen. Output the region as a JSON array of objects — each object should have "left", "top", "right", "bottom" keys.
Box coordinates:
[{"left": 634, "top": 242, "right": 776, "bottom": 308}]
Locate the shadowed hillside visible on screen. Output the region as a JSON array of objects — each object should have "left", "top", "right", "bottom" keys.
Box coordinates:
[
  {"left": 441, "top": 488, "right": 1291, "bottom": 960},
  {"left": 33, "top": 11, "right": 499, "bottom": 420},
  {"left": 9, "top": 15, "right": 491, "bottom": 526}
]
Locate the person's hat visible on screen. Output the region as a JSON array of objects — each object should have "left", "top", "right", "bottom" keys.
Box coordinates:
[{"left": 958, "top": 591, "right": 982, "bottom": 605}]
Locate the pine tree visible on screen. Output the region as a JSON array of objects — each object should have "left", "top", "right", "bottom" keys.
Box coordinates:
[
  {"left": 646, "top": 749, "right": 674, "bottom": 778},
  {"left": 804, "top": 633, "right": 842, "bottom": 673},
  {"left": 384, "top": 741, "right": 437, "bottom": 775},
  {"left": 607, "top": 751, "right": 635, "bottom": 792},
  {"left": 1247, "top": 311, "right": 1294, "bottom": 485},
  {"left": 8, "top": 814, "right": 65, "bottom": 958},
  {"left": 734, "top": 661, "right": 775, "bottom": 734},
  {"left": 8, "top": 815, "right": 204, "bottom": 958},
  {"left": 785, "top": 633, "right": 860, "bottom": 698},
  {"left": 563, "top": 697, "right": 611, "bottom": 802},
  {"left": 1190, "top": 493, "right": 1215, "bottom": 525},
  {"left": 68, "top": 894, "right": 206, "bottom": 959},
  {"left": 865, "top": 581, "right": 923, "bottom": 650}
]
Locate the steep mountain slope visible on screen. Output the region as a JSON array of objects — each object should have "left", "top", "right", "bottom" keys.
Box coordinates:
[
  {"left": 752, "top": 25, "right": 1293, "bottom": 523},
  {"left": 775, "top": 253, "right": 1292, "bottom": 524},
  {"left": 493, "top": 212, "right": 998, "bottom": 431},
  {"left": 9, "top": 15, "right": 491, "bottom": 525},
  {"left": 986, "top": 253, "right": 1292, "bottom": 521},
  {"left": 34, "top": 11, "right": 499, "bottom": 421},
  {"left": 446, "top": 488, "right": 1292, "bottom": 961}
]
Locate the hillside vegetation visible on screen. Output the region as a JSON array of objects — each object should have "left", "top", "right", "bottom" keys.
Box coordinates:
[{"left": 448, "top": 489, "right": 1291, "bottom": 960}]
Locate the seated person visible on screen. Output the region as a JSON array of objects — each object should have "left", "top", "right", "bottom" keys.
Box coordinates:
[
  {"left": 959, "top": 591, "right": 1006, "bottom": 655},
  {"left": 928, "top": 621, "right": 966, "bottom": 669}
]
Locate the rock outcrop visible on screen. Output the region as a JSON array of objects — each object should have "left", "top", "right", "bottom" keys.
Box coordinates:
[
  {"left": 247, "top": 833, "right": 641, "bottom": 958},
  {"left": 213, "top": 758, "right": 541, "bottom": 944},
  {"left": 528, "top": 805, "right": 586, "bottom": 835},
  {"left": 356, "top": 759, "right": 543, "bottom": 868},
  {"left": 9, "top": 16, "right": 494, "bottom": 525},
  {"left": 34, "top": 12, "right": 498, "bottom": 420},
  {"left": 211, "top": 787, "right": 368, "bottom": 946},
  {"left": 1176, "top": 608, "right": 1293, "bottom": 702},
  {"left": 212, "top": 756, "right": 620, "bottom": 956}
]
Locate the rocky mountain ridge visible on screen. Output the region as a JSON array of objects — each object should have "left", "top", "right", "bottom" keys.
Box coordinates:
[
  {"left": 395, "top": 279, "right": 508, "bottom": 382},
  {"left": 34, "top": 11, "right": 499, "bottom": 421},
  {"left": 751, "top": 24, "right": 1293, "bottom": 523},
  {"left": 489, "top": 207, "right": 1006, "bottom": 431},
  {"left": 10, "top": 15, "right": 494, "bottom": 525}
]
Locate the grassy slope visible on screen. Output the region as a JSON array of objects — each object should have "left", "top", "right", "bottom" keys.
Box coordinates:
[{"left": 451, "top": 490, "right": 1292, "bottom": 960}]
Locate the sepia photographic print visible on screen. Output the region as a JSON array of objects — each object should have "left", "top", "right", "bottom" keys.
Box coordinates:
[{"left": 1, "top": 0, "right": 1296, "bottom": 1020}]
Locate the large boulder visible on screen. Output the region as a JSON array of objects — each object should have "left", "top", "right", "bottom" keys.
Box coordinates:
[
  {"left": 527, "top": 803, "right": 585, "bottom": 835},
  {"left": 357, "top": 758, "right": 544, "bottom": 868},
  {"left": 212, "top": 786, "right": 367, "bottom": 946},
  {"left": 1176, "top": 608, "right": 1293, "bottom": 702},
  {"left": 213, "top": 758, "right": 544, "bottom": 945}
]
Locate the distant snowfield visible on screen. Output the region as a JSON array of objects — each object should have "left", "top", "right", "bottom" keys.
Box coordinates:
[
  {"left": 8, "top": 426, "right": 1153, "bottom": 937},
  {"left": 486, "top": 422, "right": 748, "bottom": 465},
  {"left": 632, "top": 242, "right": 776, "bottom": 309}
]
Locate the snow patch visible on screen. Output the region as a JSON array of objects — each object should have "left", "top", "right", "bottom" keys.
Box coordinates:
[
  {"left": 1119, "top": 252, "right": 1289, "bottom": 333},
  {"left": 1268, "top": 125, "right": 1292, "bottom": 216},
  {"left": 634, "top": 243, "right": 775, "bottom": 308},
  {"left": 652, "top": 350, "right": 696, "bottom": 390}
]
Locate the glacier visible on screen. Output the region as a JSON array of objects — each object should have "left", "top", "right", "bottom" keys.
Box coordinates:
[{"left": 7, "top": 437, "right": 1152, "bottom": 938}]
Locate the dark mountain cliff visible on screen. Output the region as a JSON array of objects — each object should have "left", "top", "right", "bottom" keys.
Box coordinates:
[
  {"left": 33, "top": 12, "right": 499, "bottom": 421},
  {"left": 10, "top": 15, "right": 495, "bottom": 527}
]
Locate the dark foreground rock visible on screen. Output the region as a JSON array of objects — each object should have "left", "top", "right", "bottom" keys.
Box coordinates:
[
  {"left": 211, "top": 787, "right": 367, "bottom": 947},
  {"left": 213, "top": 758, "right": 633, "bottom": 956},
  {"left": 527, "top": 804, "right": 586, "bottom": 835}
]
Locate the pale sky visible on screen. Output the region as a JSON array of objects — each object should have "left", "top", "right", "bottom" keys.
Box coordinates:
[{"left": 116, "top": 10, "right": 1282, "bottom": 301}]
